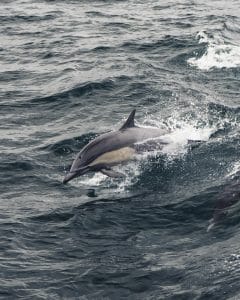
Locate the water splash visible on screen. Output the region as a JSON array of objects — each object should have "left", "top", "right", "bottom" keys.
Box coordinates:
[
  {"left": 161, "top": 125, "right": 213, "bottom": 156},
  {"left": 188, "top": 31, "right": 240, "bottom": 70},
  {"left": 142, "top": 111, "right": 215, "bottom": 157},
  {"left": 226, "top": 161, "right": 240, "bottom": 179}
]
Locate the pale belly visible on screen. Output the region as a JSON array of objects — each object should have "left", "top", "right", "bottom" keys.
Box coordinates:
[{"left": 89, "top": 147, "right": 136, "bottom": 167}]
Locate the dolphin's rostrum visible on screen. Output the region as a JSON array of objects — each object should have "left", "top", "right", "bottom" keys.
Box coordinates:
[{"left": 63, "top": 109, "right": 168, "bottom": 184}]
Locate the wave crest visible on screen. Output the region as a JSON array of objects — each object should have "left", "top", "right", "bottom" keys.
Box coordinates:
[{"left": 188, "top": 31, "right": 240, "bottom": 70}]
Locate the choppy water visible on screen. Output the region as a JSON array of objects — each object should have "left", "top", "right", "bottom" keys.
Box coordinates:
[{"left": 1, "top": 0, "right": 240, "bottom": 299}]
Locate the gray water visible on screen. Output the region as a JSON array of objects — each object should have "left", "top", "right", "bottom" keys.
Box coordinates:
[{"left": 0, "top": 0, "right": 240, "bottom": 299}]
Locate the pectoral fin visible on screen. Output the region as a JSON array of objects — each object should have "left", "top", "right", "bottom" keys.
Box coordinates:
[{"left": 101, "top": 168, "right": 125, "bottom": 178}]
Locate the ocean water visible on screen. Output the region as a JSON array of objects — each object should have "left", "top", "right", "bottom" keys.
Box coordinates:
[{"left": 0, "top": 0, "right": 240, "bottom": 299}]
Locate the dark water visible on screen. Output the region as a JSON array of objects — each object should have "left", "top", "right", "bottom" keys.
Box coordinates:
[{"left": 1, "top": 0, "right": 240, "bottom": 299}]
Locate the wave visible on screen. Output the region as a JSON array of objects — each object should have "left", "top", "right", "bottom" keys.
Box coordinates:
[
  {"left": 30, "top": 78, "right": 116, "bottom": 105},
  {"left": 0, "top": 14, "right": 56, "bottom": 23},
  {"left": 42, "top": 132, "right": 98, "bottom": 156},
  {"left": 0, "top": 160, "right": 34, "bottom": 172},
  {"left": 188, "top": 31, "right": 240, "bottom": 70},
  {"left": 122, "top": 36, "right": 193, "bottom": 52},
  {"left": 30, "top": 210, "right": 74, "bottom": 223}
]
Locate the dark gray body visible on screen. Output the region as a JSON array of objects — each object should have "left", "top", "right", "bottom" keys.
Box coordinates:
[
  {"left": 207, "top": 174, "right": 240, "bottom": 231},
  {"left": 63, "top": 110, "right": 168, "bottom": 183}
]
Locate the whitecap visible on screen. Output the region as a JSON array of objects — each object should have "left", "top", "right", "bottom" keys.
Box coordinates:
[{"left": 188, "top": 31, "right": 240, "bottom": 70}]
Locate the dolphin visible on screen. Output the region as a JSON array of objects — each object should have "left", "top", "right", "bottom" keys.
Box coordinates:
[
  {"left": 63, "top": 109, "right": 169, "bottom": 184},
  {"left": 207, "top": 174, "right": 240, "bottom": 231}
]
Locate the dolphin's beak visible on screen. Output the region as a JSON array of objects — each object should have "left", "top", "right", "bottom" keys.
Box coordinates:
[
  {"left": 63, "top": 166, "right": 90, "bottom": 184},
  {"left": 63, "top": 172, "right": 78, "bottom": 184}
]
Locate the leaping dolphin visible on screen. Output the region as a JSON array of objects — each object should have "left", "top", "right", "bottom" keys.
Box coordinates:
[{"left": 63, "top": 109, "right": 169, "bottom": 184}]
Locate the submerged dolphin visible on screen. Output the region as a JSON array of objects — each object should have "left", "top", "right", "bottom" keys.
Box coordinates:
[
  {"left": 63, "top": 109, "right": 168, "bottom": 184},
  {"left": 207, "top": 174, "right": 240, "bottom": 231}
]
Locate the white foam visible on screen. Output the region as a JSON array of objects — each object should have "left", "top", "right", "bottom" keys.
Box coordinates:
[
  {"left": 161, "top": 125, "right": 214, "bottom": 156},
  {"left": 77, "top": 172, "right": 107, "bottom": 186},
  {"left": 147, "top": 112, "right": 216, "bottom": 157},
  {"left": 188, "top": 31, "right": 240, "bottom": 70},
  {"left": 226, "top": 161, "right": 240, "bottom": 179}
]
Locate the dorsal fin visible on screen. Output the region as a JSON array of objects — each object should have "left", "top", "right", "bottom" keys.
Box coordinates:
[{"left": 120, "top": 109, "right": 136, "bottom": 130}]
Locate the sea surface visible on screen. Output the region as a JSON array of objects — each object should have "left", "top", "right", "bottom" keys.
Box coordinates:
[{"left": 0, "top": 0, "right": 240, "bottom": 299}]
